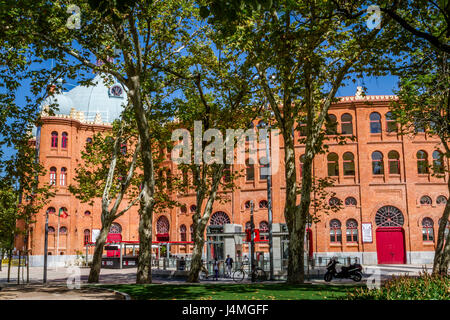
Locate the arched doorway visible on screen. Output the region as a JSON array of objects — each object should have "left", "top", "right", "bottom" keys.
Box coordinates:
[
  {"left": 156, "top": 216, "right": 170, "bottom": 241},
  {"left": 207, "top": 211, "right": 231, "bottom": 260},
  {"left": 375, "top": 206, "right": 406, "bottom": 264},
  {"left": 107, "top": 223, "right": 122, "bottom": 257}
]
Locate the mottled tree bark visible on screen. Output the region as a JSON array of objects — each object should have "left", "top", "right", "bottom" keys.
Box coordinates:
[
  {"left": 88, "top": 220, "right": 112, "bottom": 283},
  {"left": 433, "top": 178, "right": 450, "bottom": 274},
  {"left": 187, "top": 164, "right": 224, "bottom": 283},
  {"left": 129, "top": 78, "right": 156, "bottom": 284},
  {"left": 432, "top": 140, "right": 450, "bottom": 275}
]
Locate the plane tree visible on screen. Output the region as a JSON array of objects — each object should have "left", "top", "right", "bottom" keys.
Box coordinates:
[{"left": 199, "top": 0, "right": 397, "bottom": 283}]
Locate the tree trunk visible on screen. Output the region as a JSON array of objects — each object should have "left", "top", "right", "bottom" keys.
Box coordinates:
[
  {"left": 282, "top": 128, "right": 306, "bottom": 284},
  {"left": 0, "top": 249, "right": 3, "bottom": 272},
  {"left": 136, "top": 193, "right": 154, "bottom": 284},
  {"left": 7, "top": 247, "right": 12, "bottom": 283},
  {"left": 432, "top": 177, "right": 450, "bottom": 275},
  {"left": 187, "top": 227, "right": 206, "bottom": 283},
  {"left": 87, "top": 218, "right": 113, "bottom": 283}
]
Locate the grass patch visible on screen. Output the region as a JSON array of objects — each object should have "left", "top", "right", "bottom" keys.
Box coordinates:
[{"left": 99, "top": 283, "right": 362, "bottom": 300}]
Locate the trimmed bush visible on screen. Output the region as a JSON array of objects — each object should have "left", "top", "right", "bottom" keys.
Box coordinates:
[{"left": 346, "top": 272, "right": 449, "bottom": 300}]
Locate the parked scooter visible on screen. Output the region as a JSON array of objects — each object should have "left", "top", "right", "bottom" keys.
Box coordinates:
[{"left": 324, "top": 258, "right": 363, "bottom": 282}]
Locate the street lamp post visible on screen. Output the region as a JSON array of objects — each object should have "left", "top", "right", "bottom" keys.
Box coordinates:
[
  {"left": 250, "top": 201, "right": 255, "bottom": 282},
  {"left": 265, "top": 128, "right": 274, "bottom": 281},
  {"left": 43, "top": 209, "right": 49, "bottom": 283}
]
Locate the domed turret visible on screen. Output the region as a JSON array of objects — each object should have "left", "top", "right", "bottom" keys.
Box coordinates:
[{"left": 42, "top": 73, "right": 127, "bottom": 123}]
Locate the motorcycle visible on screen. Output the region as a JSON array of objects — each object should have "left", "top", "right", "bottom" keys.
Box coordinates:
[{"left": 324, "top": 258, "right": 363, "bottom": 282}]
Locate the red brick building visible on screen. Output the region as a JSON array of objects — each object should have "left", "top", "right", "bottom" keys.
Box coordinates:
[{"left": 26, "top": 77, "right": 449, "bottom": 266}]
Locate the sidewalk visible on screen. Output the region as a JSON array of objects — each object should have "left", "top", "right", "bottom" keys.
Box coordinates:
[{"left": 0, "top": 284, "right": 123, "bottom": 300}]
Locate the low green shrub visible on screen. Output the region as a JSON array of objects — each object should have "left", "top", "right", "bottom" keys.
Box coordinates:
[{"left": 346, "top": 272, "right": 449, "bottom": 300}]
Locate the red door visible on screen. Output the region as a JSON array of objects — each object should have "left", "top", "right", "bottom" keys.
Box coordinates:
[
  {"left": 106, "top": 233, "right": 122, "bottom": 257},
  {"left": 376, "top": 227, "right": 406, "bottom": 264}
]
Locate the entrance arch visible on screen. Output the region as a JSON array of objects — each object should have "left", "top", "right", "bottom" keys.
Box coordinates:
[
  {"left": 156, "top": 215, "right": 170, "bottom": 241},
  {"left": 375, "top": 206, "right": 406, "bottom": 264}
]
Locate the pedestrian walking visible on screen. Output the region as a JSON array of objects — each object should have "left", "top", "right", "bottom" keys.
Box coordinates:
[
  {"left": 213, "top": 258, "right": 220, "bottom": 280},
  {"left": 225, "top": 255, "right": 233, "bottom": 278}
]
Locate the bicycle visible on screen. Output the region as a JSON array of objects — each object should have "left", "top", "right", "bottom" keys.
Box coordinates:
[{"left": 232, "top": 264, "right": 267, "bottom": 282}]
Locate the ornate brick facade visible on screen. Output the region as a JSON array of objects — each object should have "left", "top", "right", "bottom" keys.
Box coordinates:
[{"left": 27, "top": 93, "right": 449, "bottom": 265}]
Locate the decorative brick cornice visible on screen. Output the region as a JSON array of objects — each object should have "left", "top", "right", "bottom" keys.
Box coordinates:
[{"left": 336, "top": 95, "right": 398, "bottom": 103}]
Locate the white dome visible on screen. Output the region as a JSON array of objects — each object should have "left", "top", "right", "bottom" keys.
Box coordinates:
[{"left": 42, "top": 73, "right": 127, "bottom": 123}]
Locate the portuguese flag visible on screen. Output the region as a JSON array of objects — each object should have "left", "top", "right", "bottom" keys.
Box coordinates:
[{"left": 58, "top": 208, "right": 69, "bottom": 218}]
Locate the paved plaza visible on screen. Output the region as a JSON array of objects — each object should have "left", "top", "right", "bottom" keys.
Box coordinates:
[{"left": 0, "top": 264, "right": 440, "bottom": 299}]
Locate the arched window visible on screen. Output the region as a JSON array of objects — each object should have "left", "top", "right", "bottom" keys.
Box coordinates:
[
  {"left": 257, "top": 120, "right": 266, "bottom": 128},
  {"left": 414, "top": 123, "right": 425, "bottom": 133},
  {"left": 182, "top": 168, "right": 189, "bottom": 188},
  {"left": 420, "top": 196, "right": 432, "bottom": 205},
  {"left": 210, "top": 211, "right": 230, "bottom": 225},
  {"left": 84, "top": 210, "right": 91, "bottom": 216},
  {"left": 86, "top": 137, "right": 93, "bottom": 144},
  {"left": 190, "top": 225, "right": 194, "bottom": 241},
  {"left": 222, "top": 165, "right": 231, "bottom": 183},
  {"left": 180, "top": 225, "right": 187, "bottom": 241},
  {"left": 259, "top": 157, "right": 269, "bottom": 180},
  {"left": 109, "top": 223, "right": 122, "bottom": 234},
  {"left": 385, "top": 112, "right": 397, "bottom": 132},
  {"left": 47, "top": 207, "right": 56, "bottom": 215},
  {"left": 244, "top": 201, "right": 252, "bottom": 209},
  {"left": 437, "top": 195, "right": 448, "bottom": 205},
  {"left": 259, "top": 221, "right": 269, "bottom": 240},
  {"left": 48, "top": 226, "right": 55, "bottom": 234},
  {"left": 83, "top": 229, "right": 90, "bottom": 245},
  {"left": 329, "top": 197, "right": 341, "bottom": 207},
  {"left": 345, "top": 197, "right": 357, "bottom": 206},
  {"left": 156, "top": 216, "right": 169, "bottom": 234},
  {"left": 246, "top": 159, "right": 255, "bottom": 181},
  {"left": 190, "top": 205, "right": 197, "bottom": 213},
  {"left": 246, "top": 122, "right": 255, "bottom": 141},
  {"left": 422, "top": 218, "right": 434, "bottom": 242},
  {"left": 330, "top": 219, "right": 342, "bottom": 243},
  {"left": 343, "top": 152, "right": 355, "bottom": 176},
  {"left": 388, "top": 151, "right": 400, "bottom": 174},
  {"left": 341, "top": 113, "right": 353, "bottom": 135},
  {"left": 346, "top": 219, "right": 358, "bottom": 242},
  {"left": 299, "top": 154, "right": 305, "bottom": 177},
  {"left": 432, "top": 150, "right": 444, "bottom": 173},
  {"left": 327, "top": 153, "right": 339, "bottom": 177},
  {"left": 180, "top": 206, "right": 187, "bottom": 214},
  {"left": 60, "top": 167, "right": 67, "bottom": 186},
  {"left": 417, "top": 150, "right": 429, "bottom": 174},
  {"left": 326, "top": 114, "right": 338, "bottom": 135},
  {"left": 298, "top": 121, "right": 307, "bottom": 136},
  {"left": 371, "top": 151, "right": 384, "bottom": 175},
  {"left": 259, "top": 200, "right": 268, "bottom": 209},
  {"left": 120, "top": 143, "right": 127, "bottom": 155},
  {"left": 49, "top": 167, "right": 57, "bottom": 185},
  {"left": 370, "top": 112, "right": 382, "bottom": 133},
  {"left": 375, "top": 206, "right": 404, "bottom": 227},
  {"left": 61, "top": 132, "right": 68, "bottom": 148},
  {"left": 59, "top": 226, "right": 67, "bottom": 234},
  {"left": 51, "top": 132, "right": 58, "bottom": 148}
]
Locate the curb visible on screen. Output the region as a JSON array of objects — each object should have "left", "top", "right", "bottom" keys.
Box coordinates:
[{"left": 86, "top": 284, "right": 131, "bottom": 300}]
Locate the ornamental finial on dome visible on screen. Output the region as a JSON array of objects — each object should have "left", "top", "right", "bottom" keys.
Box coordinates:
[
  {"left": 70, "top": 108, "right": 77, "bottom": 119},
  {"left": 94, "top": 113, "right": 102, "bottom": 124},
  {"left": 41, "top": 105, "right": 50, "bottom": 117},
  {"left": 78, "top": 111, "right": 85, "bottom": 122}
]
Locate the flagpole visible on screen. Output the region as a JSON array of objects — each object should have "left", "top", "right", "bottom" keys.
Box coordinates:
[{"left": 56, "top": 213, "right": 60, "bottom": 259}]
